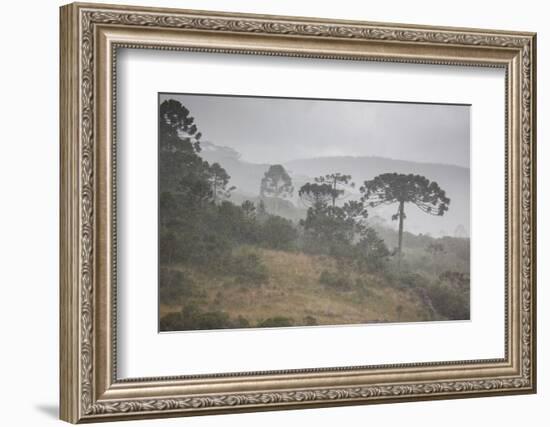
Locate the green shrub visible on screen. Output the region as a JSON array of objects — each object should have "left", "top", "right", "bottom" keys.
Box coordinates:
[
  {"left": 159, "top": 268, "right": 195, "bottom": 305},
  {"left": 159, "top": 230, "right": 178, "bottom": 264},
  {"left": 227, "top": 248, "right": 268, "bottom": 285},
  {"left": 395, "top": 271, "right": 430, "bottom": 289},
  {"left": 191, "top": 311, "right": 232, "bottom": 330},
  {"left": 355, "top": 227, "right": 390, "bottom": 272},
  {"left": 159, "top": 312, "right": 183, "bottom": 331},
  {"left": 159, "top": 305, "right": 253, "bottom": 331},
  {"left": 395, "top": 304, "right": 404, "bottom": 320},
  {"left": 355, "top": 278, "right": 370, "bottom": 296},
  {"left": 328, "top": 240, "right": 356, "bottom": 259},
  {"left": 303, "top": 315, "right": 318, "bottom": 326},
  {"left": 257, "top": 316, "right": 295, "bottom": 327},
  {"left": 234, "top": 316, "right": 251, "bottom": 328},
  {"left": 426, "top": 284, "right": 469, "bottom": 320},
  {"left": 319, "top": 270, "right": 352, "bottom": 290},
  {"left": 259, "top": 215, "right": 298, "bottom": 250},
  {"left": 192, "top": 229, "right": 234, "bottom": 270},
  {"left": 217, "top": 201, "right": 258, "bottom": 244},
  {"left": 439, "top": 271, "right": 470, "bottom": 290}
]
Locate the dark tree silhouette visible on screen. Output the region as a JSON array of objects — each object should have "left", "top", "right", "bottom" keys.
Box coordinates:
[
  {"left": 208, "top": 162, "right": 235, "bottom": 203},
  {"left": 341, "top": 200, "right": 368, "bottom": 238},
  {"left": 158, "top": 99, "right": 238, "bottom": 268},
  {"left": 298, "top": 182, "right": 333, "bottom": 210},
  {"left": 315, "top": 173, "right": 354, "bottom": 207},
  {"left": 256, "top": 199, "right": 268, "bottom": 222},
  {"left": 299, "top": 176, "right": 367, "bottom": 255},
  {"left": 159, "top": 99, "right": 202, "bottom": 151},
  {"left": 357, "top": 227, "right": 390, "bottom": 266},
  {"left": 426, "top": 242, "right": 445, "bottom": 258},
  {"left": 241, "top": 200, "right": 256, "bottom": 219},
  {"left": 159, "top": 99, "right": 209, "bottom": 201},
  {"left": 426, "top": 241, "right": 445, "bottom": 273},
  {"left": 260, "top": 165, "right": 294, "bottom": 214},
  {"left": 260, "top": 165, "right": 294, "bottom": 199},
  {"left": 342, "top": 200, "right": 367, "bottom": 222},
  {"left": 360, "top": 173, "right": 450, "bottom": 264}
]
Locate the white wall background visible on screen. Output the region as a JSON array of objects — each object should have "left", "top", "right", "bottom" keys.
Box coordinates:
[{"left": 0, "top": 0, "right": 545, "bottom": 426}]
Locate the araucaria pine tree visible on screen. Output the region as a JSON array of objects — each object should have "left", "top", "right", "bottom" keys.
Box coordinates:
[{"left": 360, "top": 173, "right": 450, "bottom": 265}]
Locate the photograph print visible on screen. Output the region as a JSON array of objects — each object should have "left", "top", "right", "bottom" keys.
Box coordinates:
[{"left": 158, "top": 93, "right": 470, "bottom": 332}]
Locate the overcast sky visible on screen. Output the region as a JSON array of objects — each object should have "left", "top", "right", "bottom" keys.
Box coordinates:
[{"left": 161, "top": 93, "right": 470, "bottom": 168}]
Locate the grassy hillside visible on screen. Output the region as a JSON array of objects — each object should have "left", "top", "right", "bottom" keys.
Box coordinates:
[{"left": 160, "top": 246, "right": 438, "bottom": 329}]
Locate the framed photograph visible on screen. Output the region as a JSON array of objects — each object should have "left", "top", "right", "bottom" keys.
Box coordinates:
[{"left": 60, "top": 2, "right": 537, "bottom": 423}]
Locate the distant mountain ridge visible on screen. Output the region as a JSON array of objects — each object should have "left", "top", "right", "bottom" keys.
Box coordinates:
[
  {"left": 286, "top": 155, "right": 468, "bottom": 173},
  {"left": 199, "top": 141, "right": 470, "bottom": 238}
]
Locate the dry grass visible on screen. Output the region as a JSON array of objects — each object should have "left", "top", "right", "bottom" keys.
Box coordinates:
[{"left": 160, "top": 247, "right": 433, "bottom": 327}]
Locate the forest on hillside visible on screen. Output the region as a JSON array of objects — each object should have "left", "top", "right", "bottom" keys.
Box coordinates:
[{"left": 158, "top": 98, "right": 470, "bottom": 332}]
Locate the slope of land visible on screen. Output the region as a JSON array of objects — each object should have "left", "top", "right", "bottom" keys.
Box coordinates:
[{"left": 160, "top": 247, "right": 436, "bottom": 328}]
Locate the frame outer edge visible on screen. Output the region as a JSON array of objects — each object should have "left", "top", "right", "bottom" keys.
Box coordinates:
[
  {"left": 60, "top": 3, "right": 81, "bottom": 424},
  {"left": 529, "top": 33, "right": 537, "bottom": 393},
  {"left": 60, "top": 2, "right": 537, "bottom": 422}
]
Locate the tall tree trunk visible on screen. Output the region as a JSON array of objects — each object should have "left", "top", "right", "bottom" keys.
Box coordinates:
[
  {"left": 213, "top": 180, "right": 217, "bottom": 204},
  {"left": 397, "top": 200, "right": 405, "bottom": 266},
  {"left": 332, "top": 178, "right": 337, "bottom": 207}
]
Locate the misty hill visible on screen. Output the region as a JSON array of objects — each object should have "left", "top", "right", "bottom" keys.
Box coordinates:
[
  {"left": 200, "top": 141, "right": 267, "bottom": 197},
  {"left": 200, "top": 141, "right": 469, "bottom": 238}
]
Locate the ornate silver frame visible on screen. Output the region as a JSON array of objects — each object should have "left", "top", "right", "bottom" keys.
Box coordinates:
[{"left": 60, "top": 2, "right": 536, "bottom": 423}]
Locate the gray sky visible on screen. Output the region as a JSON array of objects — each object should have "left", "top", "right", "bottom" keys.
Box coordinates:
[{"left": 161, "top": 93, "right": 470, "bottom": 168}]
